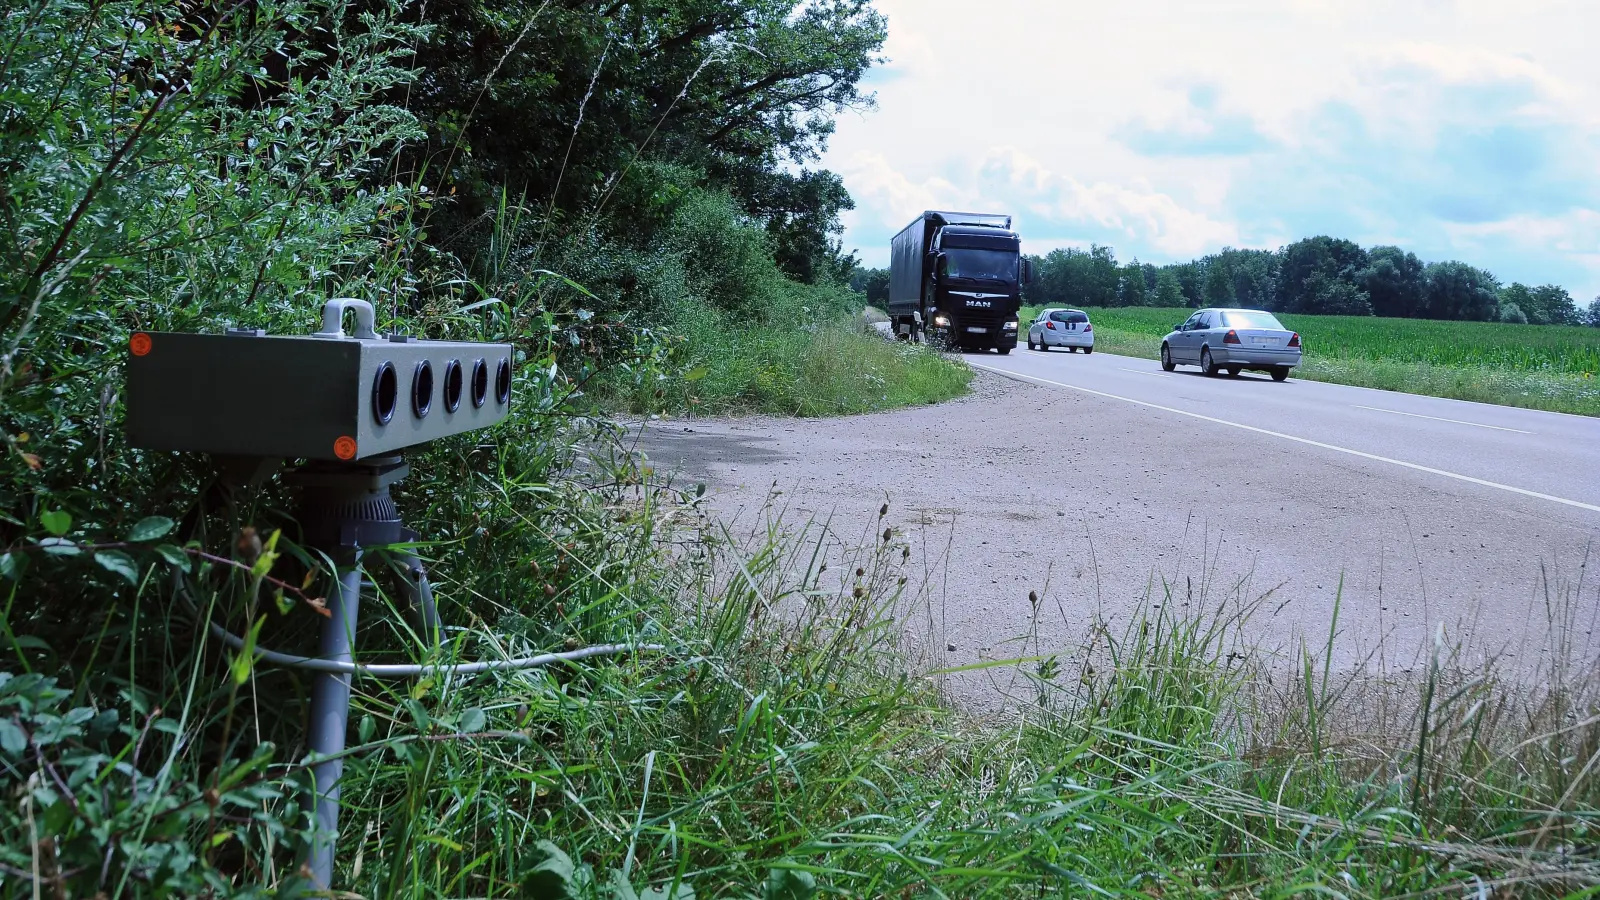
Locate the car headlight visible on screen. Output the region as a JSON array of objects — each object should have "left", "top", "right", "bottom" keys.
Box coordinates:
[
  {"left": 932, "top": 314, "right": 950, "bottom": 327},
  {"left": 1003, "top": 320, "right": 1018, "bottom": 330}
]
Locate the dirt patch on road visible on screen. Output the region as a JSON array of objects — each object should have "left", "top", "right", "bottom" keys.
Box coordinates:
[{"left": 632, "top": 370, "right": 1598, "bottom": 713}]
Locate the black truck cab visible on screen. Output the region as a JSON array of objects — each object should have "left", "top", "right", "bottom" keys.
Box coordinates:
[{"left": 887, "top": 211, "right": 1030, "bottom": 354}]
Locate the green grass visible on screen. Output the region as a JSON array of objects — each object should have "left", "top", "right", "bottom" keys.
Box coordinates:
[
  {"left": 10, "top": 435, "right": 1600, "bottom": 897},
  {"left": 1024, "top": 305, "right": 1600, "bottom": 415},
  {"left": 618, "top": 306, "right": 971, "bottom": 417}
]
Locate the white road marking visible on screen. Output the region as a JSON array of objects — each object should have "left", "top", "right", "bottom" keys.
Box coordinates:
[
  {"left": 1118, "top": 367, "right": 1170, "bottom": 378},
  {"left": 1351, "top": 405, "right": 1532, "bottom": 434},
  {"left": 973, "top": 363, "right": 1599, "bottom": 515}
]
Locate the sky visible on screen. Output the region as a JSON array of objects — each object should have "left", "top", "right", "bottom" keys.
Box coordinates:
[{"left": 821, "top": 0, "right": 1600, "bottom": 302}]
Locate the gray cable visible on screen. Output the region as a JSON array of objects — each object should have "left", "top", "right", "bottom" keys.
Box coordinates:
[{"left": 179, "top": 573, "right": 665, "bottom": 678}]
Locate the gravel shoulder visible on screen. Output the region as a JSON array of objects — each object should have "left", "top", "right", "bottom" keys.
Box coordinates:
[{"left": 632, "top": 370, "right": 1599, "bottom": 712}]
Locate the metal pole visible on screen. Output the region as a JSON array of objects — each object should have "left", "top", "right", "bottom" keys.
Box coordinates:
[
  {"left": 305, "top": 560, "right": 363, "bottom": 890},
  {"left": 395, "top": 549, "right": 441, "bottom": 649}
]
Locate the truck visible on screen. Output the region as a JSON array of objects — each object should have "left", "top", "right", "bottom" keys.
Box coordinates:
[{"left": 887, "top": 210, "right": 1031, "bottom": 354}]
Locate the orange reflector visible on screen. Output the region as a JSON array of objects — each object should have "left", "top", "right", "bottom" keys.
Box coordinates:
[
  {"left": 333, "top": 436, "right": 357, "bottom": 460},
  {"left": 130, "top": 333, "right": 153, "bottom": 356}
]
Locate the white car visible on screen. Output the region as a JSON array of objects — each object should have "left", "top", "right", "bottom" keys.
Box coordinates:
[{"left": 1027, "top": 308, "right": 1094, "bottom": 353}]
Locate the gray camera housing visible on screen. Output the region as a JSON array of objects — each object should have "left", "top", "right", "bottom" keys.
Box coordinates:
[{"left": 126, "top": 299, "right": 513, "bottom": 462}]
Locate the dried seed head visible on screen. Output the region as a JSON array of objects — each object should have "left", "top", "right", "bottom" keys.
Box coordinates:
[
  {"left": 855, "top": 567, "right": 865, "bottom": 577},
  {"left": 235, "top": 527, "right": 262, "bottom": 565},
  {"left": 1029, "top": 590, "right": 1039, "bottom": 607},
  {"left": 901, "top": 546, "right": 910, "bottom": 561},
  {"left": 853, "top": 586, "right": 864, "bottom": 598},
  {"left": 882, "top": 527, "right": 892, "bottom": 543},
  {"left": 879, "top": 503, "right": 889, "bottom": 518},
  {"left": 544, "top": 583, "right": 556, "bottom": 597}
]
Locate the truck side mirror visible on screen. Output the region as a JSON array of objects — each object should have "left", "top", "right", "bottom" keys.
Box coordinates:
[
  {"left": 935, "top": 254, "right": 948, "bottom": 278},
  {"left": 1020, "top": 259, "right": 1033, "bottom": 285}
]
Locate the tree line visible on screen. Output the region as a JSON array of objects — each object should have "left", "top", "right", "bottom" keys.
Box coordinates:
[{"left": 852, "top": 236, "right": 1599, "bottom": 326}]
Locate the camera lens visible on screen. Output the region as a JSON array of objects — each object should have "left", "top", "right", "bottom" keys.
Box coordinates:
[
  {"left": 412, "top": 360, "right": 433, "bottom": 418},
  {"left": 442, "top": 359, "right": 463, "bottom": 413},
  {"left": 470, "top": 359, "right": 488, "bottom": 408},
  {"left": 372, "top": 361, "right": 397, "bottom": 425},
  {"left": 495, "top": 358, "right": 511, "bottom": 406}
]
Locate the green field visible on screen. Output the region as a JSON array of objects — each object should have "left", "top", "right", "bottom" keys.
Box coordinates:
[{"left": 1023, "top": 306, "right": 1600, "bottom": 416}]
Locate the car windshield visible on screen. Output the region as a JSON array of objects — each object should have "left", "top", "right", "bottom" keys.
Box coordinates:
[
  {"left": 944, "top": 248, "right": 1016, "bottom": 283},
  {"left": 1222, "top": 310, "right": 1285, "bottom": 330}
]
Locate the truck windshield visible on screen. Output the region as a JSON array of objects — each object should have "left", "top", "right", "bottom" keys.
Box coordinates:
[{"left": 944, "top": 248, "right": 1016, "bottom": 284}]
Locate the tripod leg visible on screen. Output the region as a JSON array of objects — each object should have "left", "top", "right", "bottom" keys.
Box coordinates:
[
  {"left": 395, "top": 550, "right": 441, "bottom": 649},
  {"left": 305, "top": 561, "right": 363, "bottom": 890}
]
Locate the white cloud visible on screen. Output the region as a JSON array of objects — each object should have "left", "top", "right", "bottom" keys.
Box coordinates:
[
  {"left": 976, "top": 148, "right": 1239, "bottom": 257},
  {"left": 837, "top": 151, "right": 969, "bottom": 230},
  {"left": 823, "top": 0, "right": 1600, "bottom": 299}
]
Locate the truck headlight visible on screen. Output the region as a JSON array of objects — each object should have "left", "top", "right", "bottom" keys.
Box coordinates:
[
  {"left": 932, "top": 314, "right": 950, "bottom": 328},
  {"left": 1003, "top": 320, "right": 1018, "bottom": 331}
]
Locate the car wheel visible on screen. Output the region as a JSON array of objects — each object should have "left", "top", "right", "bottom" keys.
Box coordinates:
[
  {"left": 1225, "top": 367, "right": 1240, "bottom": 378},
  {"left": 1271, "top": 367, "right": 1290, "bottom": 382},
  {"left": 1160, "top": 344, "right": 1176, "bottom": 371},
  {"left": 1083, "top": 346, "right": 1093, "bottom": 355},
  {"left": 1200, "top": 346, "right": 1219, "bottom": 377},
  {"left": 997, "top": 346, "right": 1011, "bottom": 355}
]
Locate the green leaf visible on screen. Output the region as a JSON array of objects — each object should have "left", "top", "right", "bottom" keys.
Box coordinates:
[
  {"left": 459, "top": 707, "right": 486, "bottom": 733},
  {"left": 39, "top": 510, "right": 71, "bottom": 536},
  {"left": 153, "top": 544, "right": 191, "bottom": 573},
  {"left": 0, "top": 552, "right": 25, "bottom": 580},
  {"left": 230, "top": 617, "right": 265, "bottom": 686},
  {"left": 358, "top": 715, "right": 375, "bottom": 743},
  {"left": 682, "top": 366, "right": 708, "bottom": 382},
  {"left": 764, "top": 868, "right": 816, "bottom": 900},
  {"left": 94, "top": 550, "right": 140, "bottom": 585},
  {"left": 127, "top": 516, "right": 175, "bottom": 542},
  {"left": 404, "top": 699, "right": 430, "bottom": 732},
  {"left": 640, "top": 882, "right": 695, "bottom": 900},
  {"left": 0, "top": 718, "right": 26, "bottom": 755},
  {"left": 523, "top": 841, "right": 580, "bottom": 899},
  {"left": 38, "top": 538, "right": 79, "bottom": 557}
]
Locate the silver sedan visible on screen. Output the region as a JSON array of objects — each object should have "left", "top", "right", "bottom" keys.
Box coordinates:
[{"left": 1160, "top": 308, "right": 1301, "bottom": 381}]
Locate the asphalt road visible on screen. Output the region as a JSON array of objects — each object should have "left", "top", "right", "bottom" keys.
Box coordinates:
[{"left": 634, "top": 348, "right": 1600, "bottom": 711}]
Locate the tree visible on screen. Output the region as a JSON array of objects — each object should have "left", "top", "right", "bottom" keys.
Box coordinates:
[
  {"left": 1277, "top": 237, "right": 1369, "bottom": 314},
  {"left": 1526, "top": 284, "right": 1579, "bottom": 325},
  {"left": 850, "top": 267, "right": 889, "bottom": 307},
  {"left": 1203, "top": 260, "right": 1235, "bottom": 306},
  {"left": 1120, "top": 259, "right": 1148, "bottom": 306},
  {"left": 1423, "top": 261, "right": 1501, "bottom": 321},
  {"left": 1586, "top": 297, "right": 1600, "bottom": 328},
  {"left": 1154, "top": 269, "right": 1186, "bottom": 307},
  {"left": 1359, "top": 247, "right": 1427, "bottom": 318},
  {"left": 397, "top": 0, "right": 888, "bottom": 287},
  {"left": 1499, "top": 283, "right": 1535, "bottom": 321}
]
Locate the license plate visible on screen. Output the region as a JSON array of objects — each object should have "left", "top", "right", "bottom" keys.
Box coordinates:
[
  {"left": 1250, "top": 337, "right": 1275, "bottom": 345},
  {"left": 966, "top": 326, "right": 988, "bottom": 334}
]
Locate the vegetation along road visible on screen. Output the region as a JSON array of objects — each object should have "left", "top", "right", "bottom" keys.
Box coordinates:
[{"left": 638, "top": 354, "right": 1600, "bottom": 711}]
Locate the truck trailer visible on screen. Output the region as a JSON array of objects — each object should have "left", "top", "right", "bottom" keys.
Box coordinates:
[{"left": 887, "top": 210, "right": 1031, "bottom": 353}]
